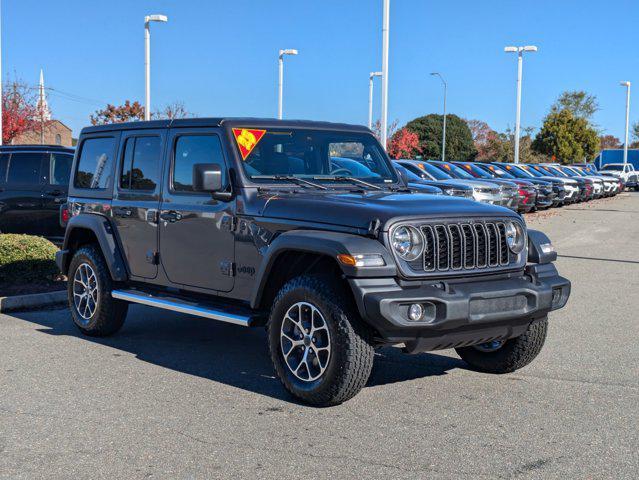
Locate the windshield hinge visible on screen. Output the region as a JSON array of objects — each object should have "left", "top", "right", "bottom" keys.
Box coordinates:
[{"left": 367, "top": 218, "right": 381, "bottom": 238}]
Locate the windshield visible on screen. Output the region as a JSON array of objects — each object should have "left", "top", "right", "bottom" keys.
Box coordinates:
[
  {"left": 515, "top": 164, "right": 542, "bottom": 178},
  {"left": 396, "top": 164, "right": 424, "bottom": 183},
  {"left": 544, "top": 166, "right": 567, "bottom": 177},
  {"left": 234, "top": 128, "right": 397, "bottom": 184},
  {"left": 601, "top": 164, "right": 623, "bottom": 171},
  {"left": 486, "top": 164, "right": 516, "bottom": 179},
  {"left": 457, "top": 163, "right": 492, "bottom": 179},
  {"left": 433, "top": 162, "right": 475, "bottom": 179},
  {"left": 415, "top": 161, "right": 452, "bottom": 180}
]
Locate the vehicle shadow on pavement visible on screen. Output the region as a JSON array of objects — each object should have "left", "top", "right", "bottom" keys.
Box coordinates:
[{"left": 15, "top": 305, "right": 466, "bottom": 404}]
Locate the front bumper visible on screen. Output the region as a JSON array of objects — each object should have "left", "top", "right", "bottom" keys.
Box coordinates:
[{"left": 349, "top": 263, "right": 570, "bottom": 352}]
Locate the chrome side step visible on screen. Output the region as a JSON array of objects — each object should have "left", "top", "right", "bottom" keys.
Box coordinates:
[{"left": 111, "top": 290, "right": 252, "bottom": 327}]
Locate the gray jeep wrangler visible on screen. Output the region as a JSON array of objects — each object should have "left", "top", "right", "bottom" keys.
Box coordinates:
[{"left": 56, "top": 118, "right": 570, "bottom": 406}]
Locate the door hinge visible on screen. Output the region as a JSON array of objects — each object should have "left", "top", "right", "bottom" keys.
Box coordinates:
[
  {"left": 222, "top": 216, "right": 238, "bottom": 232},
  {"left": 220, "top": 260, "right": 235, "bottom": 277},
  {"left": 146, "top": 251, "right": 160, "bottom": 265},
  {"left": 146, "top": 209, "right": 159, "bottom": 224}
]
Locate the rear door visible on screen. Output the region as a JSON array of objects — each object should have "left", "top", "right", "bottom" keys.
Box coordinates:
[
  {"left": 0, "top": 151, "right": 46, "bottom": 235},
  {"left": 159, "top": 128, "right": 235, "bottom": 292},
  {"left": 111, "top": 130, "right": 165, "bottom": 279},
  {"left": 41, "top": 151, "right": 74, "bottom": 238}
]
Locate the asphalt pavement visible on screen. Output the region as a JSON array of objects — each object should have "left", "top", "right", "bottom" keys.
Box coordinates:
[{"left": 1, "top": 192, "right": 638, "bottom": 479}]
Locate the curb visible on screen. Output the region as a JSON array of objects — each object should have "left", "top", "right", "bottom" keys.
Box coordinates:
[{"left": 0, "top": 290, "right": 67, "bottom": 313}]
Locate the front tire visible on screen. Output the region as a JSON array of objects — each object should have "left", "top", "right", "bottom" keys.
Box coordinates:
[
  {"left": 67, "top": 245, "right": 128, "bottom": 337},
  {"left": 455, "top": 318, "right": 548, "bottom": 374},
  {"left": 267, "top": 275, "right": 374, "bottom": 407}
]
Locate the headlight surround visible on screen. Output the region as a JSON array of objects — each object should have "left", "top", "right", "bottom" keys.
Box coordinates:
[
  {"left": 391, "top": 225, "right": 424, "bottom": 261},
  {"left": 505, "top": 221, "right": 526, "bottom": 254}
]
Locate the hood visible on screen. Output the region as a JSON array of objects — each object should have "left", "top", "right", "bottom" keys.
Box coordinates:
[
  {"left": 250, "top": 189, "right": 517, "bottom": 230},
  {"left": 538, "top": 176, "right": 578, "bottom": 186},
  {"left": 478, "top": 178, "right": 519, "bottom": 188},
  {"left": 448, "top": 178, "right": 500, "bottom": 190}
]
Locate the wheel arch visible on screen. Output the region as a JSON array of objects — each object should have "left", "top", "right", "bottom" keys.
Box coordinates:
[
  {"left": 250, "top": 229, "right": 396, "bottom": 311},
  {"left": 59, "top": 214, "right": 128, "bottom": 282}
]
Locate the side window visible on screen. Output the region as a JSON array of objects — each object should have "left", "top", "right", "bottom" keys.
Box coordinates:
[
  {"left": 75, "top": 137, "right": 115, "bottom": 189},
  {"left": 120, "top": 136, "right": 160, "bottom": 191},
  {"left": 0, "top": 153, "right": 8, "bottom": 183},
  {"left": 6, "top": 153, "right": 43, "bottom": 185},
  {"left": 173, "top": 135, "right": 225, "bottom": 192},
  {"left": 49, "top": 153, "right": 73, "bottom": 186}
]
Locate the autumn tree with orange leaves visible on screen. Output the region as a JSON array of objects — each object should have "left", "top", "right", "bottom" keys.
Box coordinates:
[
  {"left": 2, "top": 80, "right": 39, "bottom": 144},
  {"left": 388, "top": 127, "right": 420, "bottom": 159}
]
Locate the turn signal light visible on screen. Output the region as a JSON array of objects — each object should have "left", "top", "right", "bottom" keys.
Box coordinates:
[{"left": 337, "top": 254, "right": 385, "bottom": 267}]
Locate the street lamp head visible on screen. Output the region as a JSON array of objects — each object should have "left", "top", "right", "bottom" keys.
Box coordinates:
[
  {"left": 370, "top": 71, "right": 382, "bottom": 78},
  {"left": 620, "top": 81, "right": 631, "bottom": 87},
  {"left": 504, "top": 46, "right": 518, "bottom": 53},
  {"left": 280, "top": 49, "right": 299, "bottom": 57},
  {"left": 522, "top": 45, "right": 538, "bottom": 52},
  {"left": 145, "top": 14, "right": 168, "bottom": 23}
]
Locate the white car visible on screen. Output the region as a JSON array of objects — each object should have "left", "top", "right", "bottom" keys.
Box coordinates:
[{"left": 599, "top": 163, "right": 638, "bottom": 190}]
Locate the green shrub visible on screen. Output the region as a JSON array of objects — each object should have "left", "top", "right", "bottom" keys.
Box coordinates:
[{"left": 0, "top": 234, "right": 59, "bottom": 283}]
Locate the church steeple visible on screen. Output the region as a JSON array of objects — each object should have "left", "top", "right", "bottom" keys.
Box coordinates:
[{"left": 37, "top": 69, "right": 51, "bottom": 121}]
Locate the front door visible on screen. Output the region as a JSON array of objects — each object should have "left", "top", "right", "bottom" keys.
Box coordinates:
[
  {"left": 159, "top": 128, "right": 235, "bottom": 292},
  {"left": 111, "top": 130, "right": 165, "bottom": 279}
]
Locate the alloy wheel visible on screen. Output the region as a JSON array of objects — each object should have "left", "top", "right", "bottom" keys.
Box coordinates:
[
  {"left": 280, "top": 302, "right": 331, "bottom": 382},
  {"left": 73, "top": 262, "right": 99, "bottom": 323}
]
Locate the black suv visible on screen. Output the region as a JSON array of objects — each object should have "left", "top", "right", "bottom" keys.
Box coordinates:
[
  {"left": 56, "top": 118, "right": 570, "bottom": 406},
  {"left": 0, "top": 145, "right": 74, "bottom": 240}
]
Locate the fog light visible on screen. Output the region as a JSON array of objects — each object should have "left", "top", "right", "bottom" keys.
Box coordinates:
[{"left": 408, "top": 303, "right": 424, "bottom": 322}]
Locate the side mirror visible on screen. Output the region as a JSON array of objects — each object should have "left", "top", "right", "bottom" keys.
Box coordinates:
[{"left": 193, "top": 163, "right": 223, "bottom": 192}]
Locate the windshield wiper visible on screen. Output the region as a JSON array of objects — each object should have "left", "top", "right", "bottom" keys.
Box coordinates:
[
  {"left": 252, "top": 175, "right": 328, "bottom": 190},
  {"left": 313, "top": 175, "right": 383, "bottom": 191}
]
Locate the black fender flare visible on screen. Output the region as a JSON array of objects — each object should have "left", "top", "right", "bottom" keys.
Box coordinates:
[
  {"left": 527, "top": 229, "right": 557, "bottom": 264},
  {"left": 250, "top": 230, "right": 396, "bottom": 309},
  {"left": 58, "top": 214, "right": 128, "bottom": 281}
]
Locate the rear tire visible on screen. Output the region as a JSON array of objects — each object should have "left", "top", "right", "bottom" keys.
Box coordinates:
[
  {"left": 267, "top": 275, "right": 375, "bottom": 407},
  {"left": 455, "top": 318, "right": 548, "bottom": 374},
  {"left": 67, "top": 245, "right": 128, "bottom": 337}
]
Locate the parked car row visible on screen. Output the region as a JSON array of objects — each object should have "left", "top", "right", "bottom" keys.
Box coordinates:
[
  {"left": 393, "top": 159, "right": 625, "bottom": 214},
  {"left": 0, "top": 142, "right": 630, "bottom": 244}
]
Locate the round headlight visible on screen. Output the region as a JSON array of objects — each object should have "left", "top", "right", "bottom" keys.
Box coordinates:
[
  {"left": 505, "top": 221, "right": 526, "bottom": 254},
  {"left": 391, "top": 225, "right": 424, "bottom": 261}
]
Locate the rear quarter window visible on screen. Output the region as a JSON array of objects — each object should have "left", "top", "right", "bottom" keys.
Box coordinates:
[
  {"left": 6, "top": 152, "right": 43, "bottom": 185},
  {"left": 75, "top": 137, "right": 115, "bottom": 189}
]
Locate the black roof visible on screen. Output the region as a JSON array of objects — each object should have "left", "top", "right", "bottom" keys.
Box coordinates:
[
  {"left": 0, "top": 144, "right": 74, "bottom": 152},
  {"left": 80, "top": 117, "right": 371, "bottom": 135}
]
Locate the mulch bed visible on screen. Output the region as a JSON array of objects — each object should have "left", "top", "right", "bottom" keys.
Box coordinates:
[{"left": 0, "top": 276, "right": 66, "bottom": 297}]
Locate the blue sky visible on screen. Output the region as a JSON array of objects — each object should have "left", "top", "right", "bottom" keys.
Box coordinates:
[{"left": 4, "top": 0, "right": 639, "bottom": 139}]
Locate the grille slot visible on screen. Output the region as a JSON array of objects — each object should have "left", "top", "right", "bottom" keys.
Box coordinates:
[
  {"left": 422, "top": 226, "right": 436, "bottom": 272},
  {"left": 418, "top": 220, "right": 517, "bottom": 274},
  {"left": 434, "top": 225, "right": 450, "bottom": 271}
]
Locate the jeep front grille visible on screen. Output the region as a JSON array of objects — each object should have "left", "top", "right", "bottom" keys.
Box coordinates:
[{"left": 420, "top": 221, "right": 512, "bottom": 273}]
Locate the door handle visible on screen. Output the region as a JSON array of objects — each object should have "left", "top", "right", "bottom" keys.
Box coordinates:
[
  {"left": 113, "top": 207, "right": 133, "bottom": 218},
  {"left": 160, "top": 210, "right": 182, "bottom": 223}
]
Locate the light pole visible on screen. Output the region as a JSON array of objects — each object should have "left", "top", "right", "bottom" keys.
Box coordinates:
[
  {"left": 278, "top": 49, "right": 298, "bottom": 120},
  {"left": 505, "top": 45, "right": 537, "bottom": 163},
  {"left": 430, "top": 72, "right": 447, "bottom": 161},
  {"left": 144, "top": 14, "right": 168, "bottom": 121},
  {"left": 380, "top": 0, "right": 390, "bottom": 149},
  {"left": 368, "top": 71, "right": 382, "bottom": 130},
  {"left": 620, "top": 81, "right": 631, "bottom": 165}
]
